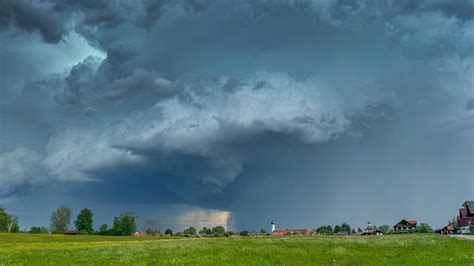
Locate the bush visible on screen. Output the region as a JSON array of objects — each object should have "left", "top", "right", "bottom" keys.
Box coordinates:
[
  {"left": 239, "top": 230, "right": 249, "bottom": 236},
  {"left": 29, "top": 226, "right": 49, "bottom": 234},
  {"left": 112, "top": 212, "right": 137, "bottom": 236},
  {"left": 416, "top": 223, "right": 433, "bottom": 233},
  {"left": 183, "top": 227, "right": 197, "bottom": 235},
  {"left": 212, "top": 226, "right": 226, "bottom": 236}
]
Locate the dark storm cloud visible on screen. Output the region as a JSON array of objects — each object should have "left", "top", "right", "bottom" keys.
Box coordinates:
[
  {"left": 0, "top": 0, "right": 65, "bottom": 43},
  {"left": 1, "top": 0, "right": 473, "bottom": 230}
]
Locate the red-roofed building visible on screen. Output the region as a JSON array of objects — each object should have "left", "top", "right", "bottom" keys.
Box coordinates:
[
  {"left": 457, "top": 201, "right": 474, "bottom": 227},
  {"left": 270, "top": 222, "right": 318, "bottom": 236},
  {"left": 271, "top": 229, "right": 315, "bottom": 236},
  {"left": 64, "top": 230, "right": 78, "bottom": 235},
  {"left": 441, "top": 225, "right": 455, "bottom": 235},
  {"left": 393, "top": 219, "right": 417, "bottom": 233}
]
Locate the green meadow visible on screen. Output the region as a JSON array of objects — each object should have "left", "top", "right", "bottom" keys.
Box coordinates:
[{"left": 0, "top": 233, "right": 473, "bottom": 265}]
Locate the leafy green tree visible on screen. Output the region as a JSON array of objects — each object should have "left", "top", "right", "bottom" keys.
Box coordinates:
[
  {"left": 7, "top": 215, "right": 19, "bottom": 233},
  {"left": 50, "top": 204, "right": 72, "bottom": 233},
  {"left": 99, "top": 224, "right": 108, "bottom": 233},
  {"left": 0, "top": 205, "right": 19, "bottom": 232},
  {"left": 260, "top": 228, "right": 266, "bottom": 234},
  {"left": 417, "top": 223, "right": 433, "bottom": 233},
  {"left": 183, "top": 226, "right": 197, "bottom": 235},
  {"left": 316, "top": 225, "right": 333, "bottom": 235},
  {"left": 165, "top": 229, "right": 173, "bottom": 235},
  {"left": 378, "top": 225, "right": 390, "bottom": 234},
  {"left": 112, "top": 212, "right": 137, "bottom": 236},
  {"left": 240, "top": 230, "right": 249, "bottom": 236},
  {"left": 199, "top": 227, "right": 212, "bottom": 235},
  {"left": 29, "top": 226, "right": 49, "bottom": 234},
  {"left": 341, "top": 223, "right": 351, "bottom": 233},
  {"left": 212, "top": 225, "right": 226, "bottom": 235},
  {"left": 74, "top": 208, "right": 94, "bottom": 234},
  {"left": 334, "top": 225, "right": 342, "bottom": 233},
  {"left": 0, "top": 206, "right": 8, "bottom": 232}
]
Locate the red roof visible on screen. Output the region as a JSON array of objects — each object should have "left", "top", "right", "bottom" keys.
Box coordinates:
[
  {"left": 406, "top": 220, "right": 417, "bottom": 225},
  {"left": 64, "top": 230, "right": 78, "bottom": 235}
]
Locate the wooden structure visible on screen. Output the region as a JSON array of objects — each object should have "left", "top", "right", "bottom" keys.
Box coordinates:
[{"left": 393, "top": 219, "right": 417, "bottom": 233}]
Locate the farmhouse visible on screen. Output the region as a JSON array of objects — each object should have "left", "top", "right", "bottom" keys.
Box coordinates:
[
  {"left": 440, "top": 225, "right": 455, "bottom": 235},
  {"left": 457, "top": 201, "right": 474, "bottom": 227},
  {"left": 270, "top": 221, "right": 317, "bottom": 236},
  {"left": 64, "top": 230, "right": 78, "bottom": 235},
  {"left": 393, "top": 219, "right": 417, "bottom": 233},
  {"left": 359, "top": 229, "right": 383, "bottom": 236},
  {"left": 360, "top": 222, "right": 383, "bottom": 236}
]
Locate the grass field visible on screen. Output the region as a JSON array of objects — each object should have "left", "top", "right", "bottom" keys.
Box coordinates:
[{"left": 0, "top": 233, "right": 473, "bottom": 265}]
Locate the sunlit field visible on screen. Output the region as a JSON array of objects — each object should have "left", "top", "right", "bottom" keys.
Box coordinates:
[{"left": 0, "top": 233, "right": 473, "bottom": 265}]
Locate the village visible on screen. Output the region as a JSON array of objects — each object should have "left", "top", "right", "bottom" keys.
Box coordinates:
[
  {"left": 126, "top": 200, "right": 474, "bottom": 238},
  {"left": 268, "top": 200, "right": 473, "bottom": 237}
]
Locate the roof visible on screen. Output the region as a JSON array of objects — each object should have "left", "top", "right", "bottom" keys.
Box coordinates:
[
  {"left": 64, "top": 230, "right": 77, "bottom": 234},
  {"left": 465, "top": 201, "right": 474, "bottom": 213},
  {"left": 395, "top": 219, "right": 417, "bottom": 226},
  {"left": 442, "top": 225, "right": 454, "bottom": 231},
  {"left": 273, "top": 229, "right": 310, "bottom": 233}
]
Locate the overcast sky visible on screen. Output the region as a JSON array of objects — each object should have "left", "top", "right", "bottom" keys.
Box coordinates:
[{"left": 0, "top": 0, "right": 473, "bottom": 232}]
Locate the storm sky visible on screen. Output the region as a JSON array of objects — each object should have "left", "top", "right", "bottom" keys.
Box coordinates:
[{"left": 0, "top": 0, "right": 473, "bottom": 232}]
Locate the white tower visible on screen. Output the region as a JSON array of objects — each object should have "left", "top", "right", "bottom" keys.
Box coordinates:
[{"left": 271, "top": 221, "right": 276, "bottom": 232}]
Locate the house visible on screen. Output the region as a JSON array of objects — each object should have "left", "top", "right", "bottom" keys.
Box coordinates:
[
  {"left": 133, "top": 231, "right": 146, "bottom": 237},
  {"left": 64, "top": 229, "right": 78, "bottom": 235},
  {"left": 441, "top": 225, "right": 455, "bottom": 235},
  {"left": 457, "top": 201, "right": 474, "bottom": 227},
  {"left": 271, "top": 229, "right": 316, "bottom": 236},
  {"left": 360, "top": 222, "right": 383, "bottom": 236},
  {"left": 360, "top": 229, "right": 383, "bottom": 236},
  {"left": 393, "top": 219, "right": 417, "bottom": 233},
  {"left": 270, "top": 221, "right": 318, "bottom": 236}
]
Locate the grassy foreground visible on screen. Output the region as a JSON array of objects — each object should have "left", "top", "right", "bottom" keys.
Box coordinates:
[{"left": 0, "top": 233, "right": 473, "bottom": 265}]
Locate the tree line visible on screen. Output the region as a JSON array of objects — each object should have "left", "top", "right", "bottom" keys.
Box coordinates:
[
  {"left": 0, "top": 204, "right": 435, "bottom": 236},
  {"left": 315, "top": 222, "right": 433, "bottom": 235}
]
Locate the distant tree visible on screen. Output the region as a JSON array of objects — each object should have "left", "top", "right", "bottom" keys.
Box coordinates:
[
  {"left": 199, "top": 227, "right": 212, "bottom": 235},
  {"left": 183, "top": 227, "right": 197, "bottom": 235},
  {"left": 7, "top": 215, "right": 19, "bottom": 233},
  {"left": 416, "top": 223, "right": 433, "bottom": 233},
  {"left": 99, "top": 224, "right": 108, "bottom": 233},
  {"left": 378, "top": 225, "right": 390, "bottom": 234},
  {"left": 0, "top": 205, "right": 19, "bottom": 233},
  {"left": 143, "top": 218, "right": 160, "bottom": 235},
  {"left": 50, "top": 204, "right": 72, "bottom": 233},
  {"left": 165, "top": 229, "right": 173, "bottom": 235},
  {"left": 29, "top": 226, "right": 49, "bottom": 234},
  {"left": 0, "top": 206, "right": 8, "bottom": 232},
  {"left": 357, "top": 227, "right": 362, "bottom": 233},
  {"left": 240, "top": 230, "right": 249, "bottom": 236},
  {"left": 212, "top": 226, "right": 226, "bottom": 235},
  {"left": 74, "top": 208, "right": 94, "bottom": 235},
  {"left": 341, "top": 223, "right": 351, "bottom": 233},
  {"left": 351, "top": 229, "right": 356, "bottom": 234},
  {"left": 260, "top": 228, "right": 266, "bottom": 234},
  {"left": 112, "top": 212, "right": 137, "bottom": 236},
  {"left": 334, "top": 225, "right": 342, "bottom": 233},
  {"left": 316, "top": 225, "right": 333, "bottom": 235}
]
